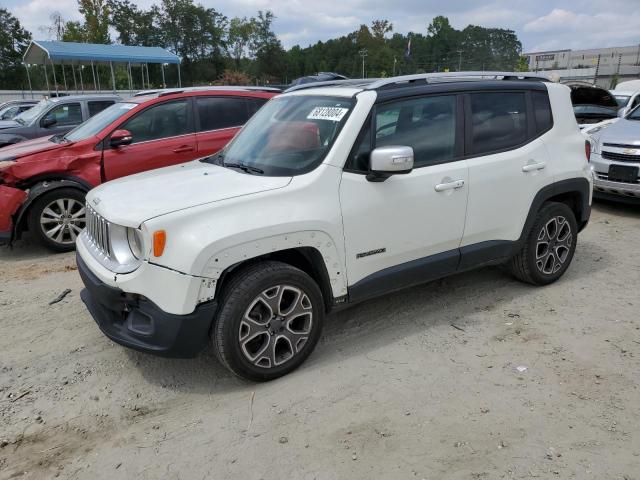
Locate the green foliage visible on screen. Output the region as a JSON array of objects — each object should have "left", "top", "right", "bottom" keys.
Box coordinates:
[
  {"left": 1, "top": 2, "right": 525, "bottom": 89},
  {"left": 0, "top": 7, "right": 31, "bottom": 89}
]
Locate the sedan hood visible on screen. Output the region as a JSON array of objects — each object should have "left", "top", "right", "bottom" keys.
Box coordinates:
[
  {"left": 0, "top": 120, "right": 20, "bottom": 130},
  {"left": 88, "top": 160, "right": 292, "bottom": 227},
  {"left": 0, "top": 135, "right": 61, "bottom": 160},
  {"left": 594, "top": 118, "right": 640, "bottom": 146}
]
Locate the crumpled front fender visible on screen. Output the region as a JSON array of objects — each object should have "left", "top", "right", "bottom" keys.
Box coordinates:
[{"left": 0, "top": 185, "right": 27, "bottom": 237}]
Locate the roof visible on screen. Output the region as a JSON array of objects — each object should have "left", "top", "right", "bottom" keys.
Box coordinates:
[{"left": 23, "top": 41, "right": 180, "bottom": 66}]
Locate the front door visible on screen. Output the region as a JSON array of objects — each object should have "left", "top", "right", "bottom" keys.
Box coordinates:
[
  {"left": 102, "top": 99, "right": 197, "bottom": 181},
  {"left": 340, "top": 94, "right": 469, "bottom": 300}
]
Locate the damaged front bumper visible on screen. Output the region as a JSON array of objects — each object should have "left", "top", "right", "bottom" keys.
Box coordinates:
[{"left": 0, "top": 185, "right": 27, "bottom": 244}]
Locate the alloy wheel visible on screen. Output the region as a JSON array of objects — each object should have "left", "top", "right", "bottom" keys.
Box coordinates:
[
  {"left": 535, "top": 215, "right": 573, "bottom": 275},
  {"left": 39, "top": 198, "right": 86, "bottom": 245},
  {"left": 239, "top": 285, "right": 314, "bottom": 368}
]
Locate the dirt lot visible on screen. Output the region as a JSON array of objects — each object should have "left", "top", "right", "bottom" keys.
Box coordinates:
[{"left": 1, "top": 200, "right": 639, "bottom": 480}]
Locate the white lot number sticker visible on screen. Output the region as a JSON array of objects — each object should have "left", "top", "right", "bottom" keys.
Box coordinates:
[{"left": 307, "top": 106, "right": 348, "bottom": 122}]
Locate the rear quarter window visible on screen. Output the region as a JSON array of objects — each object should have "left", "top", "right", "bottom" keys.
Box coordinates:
[
  {"left": 532, "top": 90, "right": 553, "bottom": 134},
  {"left": 196, "top": 97, "right": 250, "bottom": 131}
]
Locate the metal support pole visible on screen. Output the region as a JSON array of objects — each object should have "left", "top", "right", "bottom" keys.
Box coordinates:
[
  {"left": 109, "top": 61, "right": 116, "bottom": 93},
  {"left": 145, "top": 63, "right": 150, "bottom": 87},
  {"left": 24, "top": 64, "right": 33, "bottom": 99},
  {"left": 177, "top": 63, "right": 182, "bottom": 87},
  {"left": 91, "top": 61, "right": 97, "bottom": 92},
  {"left": 79, "top": 65, "right": 84, "bottom": 93},
  {"left": 61, "top": 61, "right": 68, "bottom": 92},
  {"left": 51, "top": 60, "right": 59, "bottom": 96},
  {"left": 141, "top": 64, "right": 145, "bottom": 89},
  {"left": 43, "top": 62, "right": 51, "bottom": 96},
  {"left": 71, "top": 64, "right": 78, "bottom": 93},
  {"left": 97, "top": 64, "right": 101, "bottom": 92},
  {"left": 127, "top": 62, "right": 132, "bottom": 94},
  {"left": 161, "top": 64, "right": 165, "bottom": 87}
]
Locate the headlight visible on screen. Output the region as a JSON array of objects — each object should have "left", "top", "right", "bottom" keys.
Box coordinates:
[
  {"left": 127, "top": 228, "right": 144, "bottom": 259},
  {"left": 590, "top": 138, "right": 599, "bottom": 155}
]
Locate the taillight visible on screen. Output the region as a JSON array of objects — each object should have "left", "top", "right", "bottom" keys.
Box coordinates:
[{"left": 585, "top": 140, "right": 591, "bottom": 162}]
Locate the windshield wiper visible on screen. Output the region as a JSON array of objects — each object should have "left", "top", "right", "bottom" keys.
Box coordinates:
[{"left": 224, "top": 162, "right": 265, "bottom": 175}]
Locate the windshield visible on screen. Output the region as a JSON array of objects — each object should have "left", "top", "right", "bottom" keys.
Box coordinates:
[
  {"left": 215, "top": 95, "right": 354, "bottom": 176},
  {"left": 628, "top": 105, "right": 640, "bottom": 120},
  {"left": 614, "top": 95, "right": 631, "bottom": 107},
  {"left": 14, "top": 99, "right": 52, "bottom": 125},
  {"left": 64, "top": 102, "right": 137, "bottom": 142}
]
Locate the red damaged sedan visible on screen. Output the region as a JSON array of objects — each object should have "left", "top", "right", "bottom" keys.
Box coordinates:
[{"left": 0, "top": 87, "right": 277, "bottom": 251}]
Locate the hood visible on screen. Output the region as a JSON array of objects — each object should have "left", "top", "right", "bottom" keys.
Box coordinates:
[
  {"left": 0, "top": 120, "right": 21, "bottom": 130},
  {"left": 87, "top": 160, "right": 292, "bottom": 227},
  {"left": 593, "top": 118, "right": 640, "bottom": 146},
  {"left": 0, "top": 135, "right": 63, "bottom": 160}
]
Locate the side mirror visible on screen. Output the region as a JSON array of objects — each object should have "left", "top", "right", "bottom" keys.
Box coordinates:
[
  {"left": 366, "top": 145, "right": 414, "bottom": 182},
  {"left": 41, "top": 115, "right": 57, "bottom": 128},
  {"left": 110, "top": 129, "right": 133, "bottom": 148}
]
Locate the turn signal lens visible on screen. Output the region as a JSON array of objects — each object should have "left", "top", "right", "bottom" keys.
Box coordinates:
[{"left": 153, "top": 230, "right": 166, "bottom": 257}]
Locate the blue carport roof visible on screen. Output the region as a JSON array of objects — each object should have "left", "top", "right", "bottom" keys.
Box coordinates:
[{"left": 23, "top": 40, "right": 180, "bottom": 65}]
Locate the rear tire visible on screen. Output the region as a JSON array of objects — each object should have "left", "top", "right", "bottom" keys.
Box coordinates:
[
  {"left": 213, "top": 261, "right": 324, "bottom": 381},
  {"left": 509, "top": 202, "right": 577, "bottom": 286},
  {"left": 27, "top": 188, "right": 86, "bottom": 252}
]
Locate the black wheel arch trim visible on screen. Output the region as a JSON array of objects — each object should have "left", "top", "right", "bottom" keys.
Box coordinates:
[{"left": 12, "top": 176, "right": 92, "bottom": 240}]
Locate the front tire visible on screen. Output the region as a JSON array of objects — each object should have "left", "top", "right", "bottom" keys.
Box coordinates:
[
  {"left": 27, "top": 188, "right": 86, "bottom": 252},
  {"left": 509, "top": 202, "right": 578, "bottom": 285},
  {"left": 213, "top": 261, "right": 325, "bottom": 381}
]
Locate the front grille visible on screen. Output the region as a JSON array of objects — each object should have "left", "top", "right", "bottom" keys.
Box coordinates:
[
  {"left": 596, "top": 172, "right": 640, "bottom": 185},
  {"left": 601, "top": 151, "right": 640, "bottom": 163},
  {"left": 603, "top": 143, "right": 640, "bottom": 149},
  {"left": 85, "top": 204, "right": 112, "bottom": 258}
]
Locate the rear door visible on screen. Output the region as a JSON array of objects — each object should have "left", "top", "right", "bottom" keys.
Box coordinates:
[
  {"left": 194, "top": 96, "right": 257, "bottom": 155},
  {"left": 88, "top": 100, "right": 116, "bottom": 118},
  {"left": 102, "top": 98, "right": 197, "bottom": 180},
  {"left": 460, "top": 89, "right": 554, "bottom": 259}
]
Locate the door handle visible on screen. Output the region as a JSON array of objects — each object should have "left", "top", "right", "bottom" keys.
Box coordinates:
[
  {"left": 434, "top": 179, "right": 465, "bottom": 192},
  {"left": 173, "top": 145, "right": 195, "bottom": 153},
  {"left": 522, "top": 161, "right": 546, "bottom": 172}
]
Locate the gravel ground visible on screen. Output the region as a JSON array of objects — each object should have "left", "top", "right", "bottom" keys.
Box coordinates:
[{"left": 1, "top": 200, "right": 639, "bottom": 480}]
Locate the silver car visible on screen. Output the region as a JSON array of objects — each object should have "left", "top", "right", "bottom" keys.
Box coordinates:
[
  {"left": 0, "top": 95, "right": 120, "bottom": 148},
  {"left": 589, "top": 106, "right": 640, "bottom": 202}
]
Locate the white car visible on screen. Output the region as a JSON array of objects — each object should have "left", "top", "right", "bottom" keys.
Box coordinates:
[
  {"left": 611, "top": 90, "right": 640, "bottom": 117},
  {"left": 76, "top": 72, "right": 593, "bottom": 381}
]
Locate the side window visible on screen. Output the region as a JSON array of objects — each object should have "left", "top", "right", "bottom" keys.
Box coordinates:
[
  {"left": 247, "top": 97, "right": 269, "bottom": 116},
  {"left": 375, "top": 95, "right": 458, "bottom": 168},
  {"left": 120, "top": 100, "right": 190, "bottom": 144},
  {"left": 345, "top": 122, "right": 372, "bottom": 172},
  {"left": 469, "top": 92, "right": 527, "bottom": 155},
  {"left": 196, "top": 97, "right": 249, "bottom": 132},
  {"left": 532, "top": 90, "right": 553, "bottom": 135},
  {"left": 88, "top": 101, "right": 115, "bottom": 117},
  {"left": 632, "top": 95, "right": 640, "bottom": 109},
  {"left": 47, "top": 103, "right": 82, "bottom": 126}
]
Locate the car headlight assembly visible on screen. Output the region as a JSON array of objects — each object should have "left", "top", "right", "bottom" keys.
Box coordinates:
[{"left": 127, "top": 228, "right": 144, "bottom": 259}]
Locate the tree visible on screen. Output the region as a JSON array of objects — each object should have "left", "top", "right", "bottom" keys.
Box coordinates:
[
  {"left": 62, "top": 21, "right": 88, "bottom": 42},
  {"left": 371, "top": 19, "right": 393, "bottom": 40},
  {"left": 108, "top": 0, "right": 160, "bottom": 46},
  {"left": 0, "top": 8, "right": 31, "bottom": 89},
  {"left": 250, "top": 11, "right": 285, "bottom": 81},
  {"left": 227, "top": 17, "right": 254, "bottom": 68},
  {"left": 78, "top": 0, "right": 110, "bottom": 43}
]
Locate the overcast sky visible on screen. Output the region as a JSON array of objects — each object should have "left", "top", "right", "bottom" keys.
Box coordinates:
[{"left": 5, "top": 0, "right": 640, "bottom": 53}]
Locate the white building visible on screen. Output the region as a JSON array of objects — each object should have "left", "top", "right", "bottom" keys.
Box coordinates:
[{"left": 523, "top": 45, "right": 640, "bottom": 88}]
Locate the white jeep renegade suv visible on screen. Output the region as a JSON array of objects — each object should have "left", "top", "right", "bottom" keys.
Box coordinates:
[{"left": 77, "top": 72, "right": 593, "bottom": 381}]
